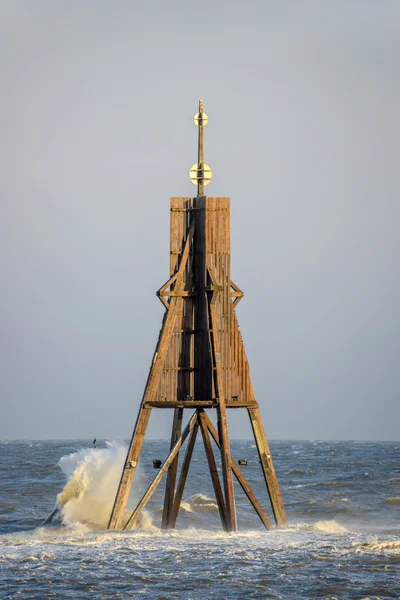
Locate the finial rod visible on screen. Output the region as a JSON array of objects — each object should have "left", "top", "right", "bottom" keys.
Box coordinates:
[
  {"left": 197, "top": 100, "right": 204, "bottom": 197},
  {"left": 189, "top": 101, "right": 212, "bottom": 194}
]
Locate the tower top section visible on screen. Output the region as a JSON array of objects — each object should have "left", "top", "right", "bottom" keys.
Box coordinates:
[{"left": 189, "top": 100, "right": 213, "bottom": 197}]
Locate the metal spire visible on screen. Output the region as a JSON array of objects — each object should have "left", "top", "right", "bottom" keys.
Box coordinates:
[{"left": 189, "top": 100, "right": 212, "bottom": 197}]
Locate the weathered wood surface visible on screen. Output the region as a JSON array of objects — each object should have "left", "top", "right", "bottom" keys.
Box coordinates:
[
  {"left": 161, "top": 407, "right": 183, "bottom": 529},
  {"left": 154, "top": 196, "right": 257, "bottom": 408},
  {"left": 248, "top": 407, "right": 287, "bottom": 526},
  {"left": 208, "top": 298, "right": 237, "bottom": 532},
  {"left": 198, "top": 410, "right": 228, "bottom": 531},
  {"left": 108, "top": 193, "right": 286, "bottom": 532},
  {"left": 108, "top": 406, "right": 152, "bottom": 530},
  {"left": 168, "top": 418, "right": 199, "bottom": 529},
  {"left": 143, "top": 400, "right": 257, "bottom": 409}
]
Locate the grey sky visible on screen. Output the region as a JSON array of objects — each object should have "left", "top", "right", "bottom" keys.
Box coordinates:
[{"left": 1, "top": 1, "right": 399, "bottom": 440}]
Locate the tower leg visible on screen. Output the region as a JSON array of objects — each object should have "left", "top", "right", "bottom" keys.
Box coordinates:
[
  {"left": 247, "top": 407, "right": 287, "bottom": 526},
  {"left": 108, "top": 406, "right": 152, "bottom": 530},
  {"left": 216, "top": 401, "right": 237, "bottom": 532},
  {"left": 198, "top": 410, "right": 229, "bottom": 532},
  {"left": 161, "top": 408, "right": 183, "bottom": 529},
  {"left": 168, "top": 418, "right": 199, "bottom": 529}
]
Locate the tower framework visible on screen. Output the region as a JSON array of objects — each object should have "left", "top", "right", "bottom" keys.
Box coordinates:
[{"left": 108, "top": 102, "right": 286, "bottom": 532}]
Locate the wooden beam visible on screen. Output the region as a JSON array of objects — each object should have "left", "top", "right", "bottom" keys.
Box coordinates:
[
  {"left": 123, "top": 411, "right": 198, "bottom": 531},
  {"left": 201, "top": 412, "right": 272, "bottom": 530},
  {"left": 108, "top": 406, "right": 152, "bottom": 530},
  {"left": 41, "top": 505, "right": 60, "bottom": 527},
  {"left": 157, "top": 218, "right": 195, "bottom": 309},
  {"left": 158, "top": 291, "right": 195, "bottom": 298},
  {"left": 247, "top": 407, "right": 287, "bottom": 526},
  {"left": 161, "top": 408, "right": 183, "bottom": 529},
  {"left": 208, "top": 284, "right": 237, "bottom": 532},
  {"left": 198, "top": 410, "right": 229, "bottom": 532},
  {"left": 143, "top": 400, "right": 257, "bottom": 409},
  {"left": 230, "top": 279, "right": 244, "bottom": 307},
  {"left": 167, "top": 419, "right": 199, "bottom": 529}
]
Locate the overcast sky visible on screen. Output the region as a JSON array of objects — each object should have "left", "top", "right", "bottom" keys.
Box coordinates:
[{"left": 1, "top": 1, "right": 399, "bottom": 441}]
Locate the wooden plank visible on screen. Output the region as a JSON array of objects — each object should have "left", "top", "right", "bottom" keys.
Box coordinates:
[
  {"left": 201, "top": 411, "right": 272, "bottom": 530},
  {"left": 108, "top": 406, "right": 152, "bottom": 530},
  {"left": 167, "top": 419, "right": 199, "bottom": 529},
  {"left": 170, "top": 198, "right": 177, "bottom": 276},
  {"left": 144, "top": 400, "right": 257, "bottom": 408},
  {"left": 161, "top": 407, "right": 183, "bottom": 529},
  {"left": 198, "top": 410, "right": 229, "bottom": 532},
  {"left": 41, "top": 505, "right": 60, "bottom": 527},
  {"left": 248, "top": 407, "right": 287, "bottom": 526},
  {"left": 123, "top": 411, "right": 198, "bottom": 530}
]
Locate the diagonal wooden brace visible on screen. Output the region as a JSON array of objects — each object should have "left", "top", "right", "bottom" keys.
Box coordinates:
[
  {"left": 248, "top": 407, "right": 287, "bottom": 526},
  {"left": 157, "top": 221, "right": 195, "bottom": 309},
  {"left": 198, "top": 410, "right": 229, "bottom": 531},
  {"left": 161, "top": 407, "right": 184, "bottom": 529},
  {"left": 167, "top": 418, "right": 199, "bottom": 529}
]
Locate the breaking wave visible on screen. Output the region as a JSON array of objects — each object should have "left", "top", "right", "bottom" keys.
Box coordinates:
[
  {"left": 357, "top": 539, "right": 400, "bottom": 553},
  {"left": 289, "top": 520, "right": 348, "bottom": 534},
  {"left": 313, "top": 520, "right": 348, "bottom": 534},
  {"left": 180, "top": 494, "right": 219, "bottom": 514},
  {"left": 53, "top": 442, "right": 154, "bottom": 531}
]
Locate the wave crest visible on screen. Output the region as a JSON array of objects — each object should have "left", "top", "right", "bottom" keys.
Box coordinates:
[
  {"left": 53, "top": 442, "right": 154, "bottom": 531},
  {"left": 358, "top": 539, "right": 400, "bottom": 553},
  {"left": 180, "top": 494, "right": 219, "bottom": 514},
  {"left": 313, "top": 520, "right": 348, "bottom": 534}
]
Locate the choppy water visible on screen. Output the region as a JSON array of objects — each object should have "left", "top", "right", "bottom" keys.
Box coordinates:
[{"left": 1, "top": 439, "right": 399, "bottom": 599}]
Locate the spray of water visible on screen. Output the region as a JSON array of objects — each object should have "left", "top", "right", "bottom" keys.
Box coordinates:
[{"left": 56, "top": 442, "right": 154, "bottom": 531}]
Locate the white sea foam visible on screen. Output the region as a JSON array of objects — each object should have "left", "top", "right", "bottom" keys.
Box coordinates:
[
  {"left": 313, "top": 520, "right": 348, "bottom": 534},
  {"left": 56, "top": 442, "right": 154, "bottom": 531},
  {"left": 357, "top": 539, "right": 400, "bottom": 553},
  {"left": 180, "top": 494, "right": 219, "bottom": 514}
]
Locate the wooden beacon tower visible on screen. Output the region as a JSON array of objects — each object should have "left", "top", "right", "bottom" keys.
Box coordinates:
[{"left": 108, "top": 101, "right": 286, "bottom": 532}]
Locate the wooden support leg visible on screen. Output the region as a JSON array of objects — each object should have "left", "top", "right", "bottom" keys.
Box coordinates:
[
  {"left": 108, "top": 406, "right": 152, "bottom": 530},
  {"left": 123, "top": 412, "right": 198, "bottom": 531},
  {"left": 198, "top": 410, "right": 229, "bottom": 532},
  {"left": 208, "top": 298, "right": 237, "bottom": 532},
  {"left": 161, "top": 407, "right": 184, "bottom": 529},
  {"left": 167, "top": 419, "right": 199, "bottom": 529},
  {"left": 201, "top": 412, "right": 272, "bottom": 530},
  {"left": 247, "top": 407, "right": 287, "bottom": 526},
  {"left": 216, "top": 401, "right": 237, "bottom": 532}
]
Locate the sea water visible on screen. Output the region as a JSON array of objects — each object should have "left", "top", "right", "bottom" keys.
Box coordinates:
[{"left": 0, "top": 439, "right": 399, "bottom": 599}]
